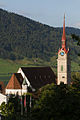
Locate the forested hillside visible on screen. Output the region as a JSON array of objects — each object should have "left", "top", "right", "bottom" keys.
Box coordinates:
[{"left": 0, "top": 8, "right": 80, "bottom": 62}]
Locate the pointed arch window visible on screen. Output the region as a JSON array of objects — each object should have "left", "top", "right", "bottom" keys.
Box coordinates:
[{"left": 61, "top": 65, "right": 63, "bottom": 71}]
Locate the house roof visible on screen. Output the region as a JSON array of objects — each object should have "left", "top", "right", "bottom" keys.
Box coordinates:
[
  {"left": 21, "top": 67, "right": 56, "bottom": 90},
  {"left": 6, "top": 73, "right": 23, "bottom": 89}
]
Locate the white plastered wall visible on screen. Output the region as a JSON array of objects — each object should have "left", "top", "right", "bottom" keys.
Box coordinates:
[
  {"left": 57, "top": 51, "right": 68, "bottom": 85},
  {"left": 0, "top": 93, "right": 7, "bottom": 105},
  {"left": 5, "top": 89, "right": 27, "bottom": 96}
]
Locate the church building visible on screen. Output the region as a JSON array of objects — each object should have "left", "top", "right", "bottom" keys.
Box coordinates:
[
  {"left": 5, "top": 67, "right": 56, "bottom": 95},
  {"left": 57, "top": 15, "right": 71, "bottom": 85},
  {"left": 5, "top": 15, "right": 71, "bottom": 97}
]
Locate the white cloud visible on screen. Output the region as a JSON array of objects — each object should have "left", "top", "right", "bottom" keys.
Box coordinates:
[{"left": 73, "top": 22, "right": 80, "bottom": 29}]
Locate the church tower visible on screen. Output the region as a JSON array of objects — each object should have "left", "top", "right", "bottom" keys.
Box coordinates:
[{"left": 57, "top": 15, "right": 71, "bottom": 85}]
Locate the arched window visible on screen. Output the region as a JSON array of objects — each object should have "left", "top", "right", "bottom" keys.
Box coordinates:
[{"left": 61, "top": 65, "right": 63, "bottom": 71}]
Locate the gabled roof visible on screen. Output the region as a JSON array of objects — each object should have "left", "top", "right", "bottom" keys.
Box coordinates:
[
  {"left": 6, "top": 73, "right": 23, "bottom": 89},
  {"left": 21, "top": 67, "right": 56, "bottom": 89}
]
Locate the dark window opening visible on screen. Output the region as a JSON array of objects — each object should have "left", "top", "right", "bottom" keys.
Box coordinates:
[{"left": 62, "top": 76, "right": 65, "bottom": 78}]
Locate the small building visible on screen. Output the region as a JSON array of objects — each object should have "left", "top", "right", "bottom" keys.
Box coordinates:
[{"left": 5, "top": 67, "right": 56, "bottom": 95}]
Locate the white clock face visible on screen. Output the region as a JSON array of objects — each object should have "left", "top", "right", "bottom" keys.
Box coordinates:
[{"left": 60, "top": 52, "right": 64, "bottom": 56}]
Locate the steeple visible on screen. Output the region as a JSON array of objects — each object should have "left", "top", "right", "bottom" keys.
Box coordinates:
[
  {"left": 57, "top": 15, "right": 71, "bottom": 85},
  {"left": 62, "top": 14, "right": 66, "bottom": 48}
]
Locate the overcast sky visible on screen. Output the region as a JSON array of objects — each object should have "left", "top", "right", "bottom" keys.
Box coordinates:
[{"left": 0, "top": 0, "right": 80, "bottom": 28}]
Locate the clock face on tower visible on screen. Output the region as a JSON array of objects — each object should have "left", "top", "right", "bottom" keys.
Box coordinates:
[{"left": 60, "top": 52, "right": 64, "bottom": 56}]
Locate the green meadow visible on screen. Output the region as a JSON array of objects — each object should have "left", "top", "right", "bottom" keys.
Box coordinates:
[{"left": 0, "top": 59, "right": 19, "bottom": 85}]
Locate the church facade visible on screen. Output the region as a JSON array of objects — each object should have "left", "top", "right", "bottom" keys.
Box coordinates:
[{"left": 57, "top": 15, "right": 71, "bottom": 85}]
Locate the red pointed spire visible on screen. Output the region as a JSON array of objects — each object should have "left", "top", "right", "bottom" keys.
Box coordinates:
[
  {"left": 58, "top": 15, "right": 69, "bottom": 54},
  {"left": 62, "top": 14, "right": 66, "bottom": 48}
]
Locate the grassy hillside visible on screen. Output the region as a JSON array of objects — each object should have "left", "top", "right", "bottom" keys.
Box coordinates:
[{"left": 0, "top": 59, "right": 19, "bottom": 85}]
